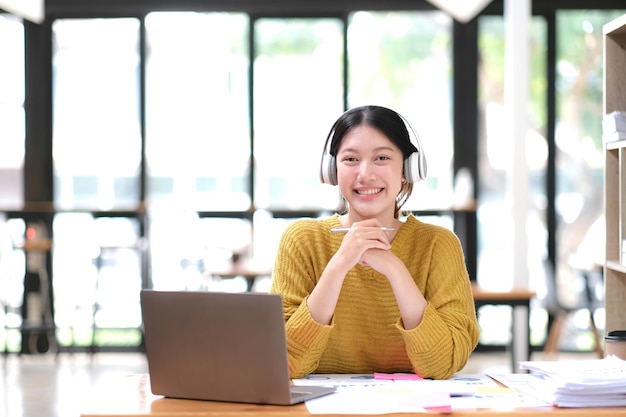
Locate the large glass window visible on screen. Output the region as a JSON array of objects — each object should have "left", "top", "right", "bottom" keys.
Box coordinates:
[
  {"left": 477, "top": 16, "right": 548, "bottom": 289},
  {"left": 554, "top": 10, "right": 625, "bottom": 350},
  {"left": 0, "top": 14, "right": 24, "bottom": 208},
  {"left": 52, "top": 18, "right": 142, "bottom": 210},
  {"left": 51, "top": 18, "right": 143, "bottom": 349},
  {"left": 18, "top": 3, "right": 624, "bottom": 355},
  {"left": 145, "top": 12, "right": 250, "bottom": 211},
  {"left": 348, "top": 11, "right": 453, "bottom": 210},
  {"left": 53, "top": 213, "right": 143, "bottom": 348},
  {"left": 253, "top": 17, "right": 344, "bottom": 211},
  {"left": 144, "top": 12, "right": 251, "bottom": 292},
  {"left": 0, "top": 15, "right": 26, "bottom": 352},
  {"left": 477, "top": 15, "right": 548, "bottom": 346},
  {"left": 477, "top": 10, "right": 625, "bottom": 351}
]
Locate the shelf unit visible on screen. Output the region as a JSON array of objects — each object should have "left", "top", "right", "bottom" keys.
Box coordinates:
[{"left": 603, "top": 14, "right": 626, "bottom": 333}]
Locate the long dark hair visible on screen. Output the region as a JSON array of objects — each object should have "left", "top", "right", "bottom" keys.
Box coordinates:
[{"left": 327, "top": 105, "right": 418, "bottom": 218}]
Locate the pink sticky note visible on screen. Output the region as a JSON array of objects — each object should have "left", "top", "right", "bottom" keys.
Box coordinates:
[
  {"left": 419, "top": 392, "right": 453, "bottom": 413},
  {"left": 374, "top": 372, "right": 423, "bottom": 381}
]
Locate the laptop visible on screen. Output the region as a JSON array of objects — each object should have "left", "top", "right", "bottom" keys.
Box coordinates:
[{"left": 140, "top": 290, "right": 335, "bottom": 405}]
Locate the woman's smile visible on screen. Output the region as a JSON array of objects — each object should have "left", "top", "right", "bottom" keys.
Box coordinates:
[{"left": 355, "top": 187, "right": 384, "bottom": 196}]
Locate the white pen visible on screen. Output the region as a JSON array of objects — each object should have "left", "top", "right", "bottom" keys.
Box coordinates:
[{"left": 330, "top": 227, "right": 395, "bottom": 233}]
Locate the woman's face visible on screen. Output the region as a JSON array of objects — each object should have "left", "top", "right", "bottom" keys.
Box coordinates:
[{"left": 335, "top": 124, "right": 404, "bottom": 222}]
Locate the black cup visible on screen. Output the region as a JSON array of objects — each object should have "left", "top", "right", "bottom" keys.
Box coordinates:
[
  {"left": 605, "top": 330, "right": 626, "bottom": 360},
  {"left": 605, "top": 330, "right": 626, "bottom": 341}
]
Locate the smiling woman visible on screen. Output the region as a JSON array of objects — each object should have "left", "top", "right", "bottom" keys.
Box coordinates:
[{"left": 270, "top": 105, "right": 480, "bottom": 380}]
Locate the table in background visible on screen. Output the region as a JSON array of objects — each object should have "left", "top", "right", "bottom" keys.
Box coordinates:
[
  {"left": 208, "top": 262, "right": 272, "bottom": 292},
  {"left": 472, "top": 283, "right": 536, "bottom": 372},
  {"left": 80, "top": 374, "right": 626, "bottom": 417}
]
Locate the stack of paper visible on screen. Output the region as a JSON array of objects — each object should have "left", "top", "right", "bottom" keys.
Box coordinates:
[
  {"left": 518, "top": 355, "right": 626, "bottom": 407},
  {"left": 603, "top": 111, "right": 626, "bottom": 143}
]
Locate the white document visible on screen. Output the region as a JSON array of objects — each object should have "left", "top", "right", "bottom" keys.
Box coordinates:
[
  {"left": 293, "top": 374, "right": 500, "bottom": 414},
  {"left": 303, "top": 387, "right": 448, "bottom": 414},
  {"left": 293, "top": 373, "right": 485, "bottom": 396}
]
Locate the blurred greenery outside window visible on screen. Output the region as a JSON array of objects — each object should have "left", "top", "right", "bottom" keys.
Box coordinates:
[
  {"left": 477, "top": 15, "right": 548, "bottom": 347},
  {"left": 253, "top": 17, "right": 344, "bottom": 211},
  {"left": 51, "top": 18, "right": 144, "bottom": 348},
  {"left": 477, "top": 16, "right": 548, "bottom": 290},
  {"left": 52, "top": 18, "right": 142, "bottom": 211},
  {"left": 145, "top": 12, "right": 251, "bottom": 212},
  {"left": 477, "top": 10, "right": 625, "bottom": 351},
  {"left": 348, "top": 11, "right": 453, "bottom": 215},
  {"left": 50, "top": 11, "right": 453, "bottom": 214},
  {"left": 554, "top": 10, "right": 625, "bottom": 284},
  {"left": 549, "top": 10, "right": 625, "bottom": 350}
]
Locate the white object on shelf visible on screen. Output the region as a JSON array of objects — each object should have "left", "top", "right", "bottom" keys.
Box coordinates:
[
  {"left": 603, "top": 111, "right": 626, "bottom": 143},
  {"left": 603, "top": 130, "right": 626, "bottom": 143},
  {"left": 604, "top": 111, "right": 626, "bottom": 132}
]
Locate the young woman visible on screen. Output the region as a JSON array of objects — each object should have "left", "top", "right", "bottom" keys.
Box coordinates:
[{"left": 270, "top": 105, "right": 479, "bottom": 379}]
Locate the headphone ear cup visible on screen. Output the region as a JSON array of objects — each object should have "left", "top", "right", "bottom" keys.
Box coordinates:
[
  {"left": 320, "top": 153, "right": 338, "bottom": 185},
  {"left": 398, "top": 112, "right": 426, "bottom": 183},
  {"left": 403, "top": 150, "right": 427, "bottom": 183}
]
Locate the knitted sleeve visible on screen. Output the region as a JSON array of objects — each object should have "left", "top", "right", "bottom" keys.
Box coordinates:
[
  {"left": 269, "top": 219, "right": 335, "bottom": 378},
  {"left": 396, "top": 221, "right": 480, "bottom": 379}
]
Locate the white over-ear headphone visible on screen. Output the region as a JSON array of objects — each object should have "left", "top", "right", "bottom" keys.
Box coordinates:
[{"left": 319, "top": 108, "right": 427, "bottom": 186}]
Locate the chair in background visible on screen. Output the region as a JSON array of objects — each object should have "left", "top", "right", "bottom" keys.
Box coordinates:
[
  {"left": 541, "top": 257, "right": 604, "bottom": 359},
  {"left": 472, "top": 283, "right": 536, "bottom": 372}
]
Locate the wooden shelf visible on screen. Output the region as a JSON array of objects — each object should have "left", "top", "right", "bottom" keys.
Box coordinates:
[
  {"left": 603, "top": 13, "right": 626, "bottom": 333},
  {"left": 607, "top": 260, "right": 626, "bottom": 274},
  {"left": 606, "top": 140, "right": 626, "bottom": 150}
]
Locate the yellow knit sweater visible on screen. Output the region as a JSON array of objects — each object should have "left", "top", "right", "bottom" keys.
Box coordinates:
[{"left": 270, "top": 214, "right": 479, "bottom": 380}]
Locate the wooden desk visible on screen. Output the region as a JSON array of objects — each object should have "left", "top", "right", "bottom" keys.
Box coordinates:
[
  {"left": 80, "top": 374, "right": 626, "bottom": 417},
  {"left": 472, "top": 284, "right": 536, "bottom": 372},
  {"left": 209, "top": 263, "right": 272, "bottom": 292}
]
